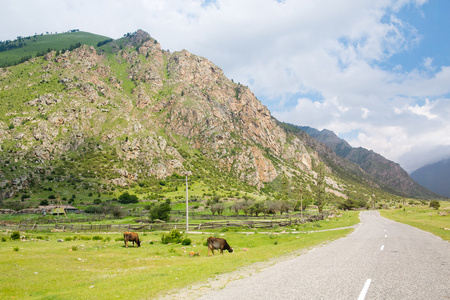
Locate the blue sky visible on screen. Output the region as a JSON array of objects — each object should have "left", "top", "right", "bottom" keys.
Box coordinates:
[{"left": 1, "top": 0, "right": 449, "bottom": 173}]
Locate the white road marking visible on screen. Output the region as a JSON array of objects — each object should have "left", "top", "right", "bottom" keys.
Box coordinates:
[
  {"left": 385, "top": 235, "right": 387, "bottom": 238},
  {"left": 358, "top": 279, "right": 372, "bottom": 300},
  {"left": 380, "top": 245, "right": 384, "bottom": 251}
]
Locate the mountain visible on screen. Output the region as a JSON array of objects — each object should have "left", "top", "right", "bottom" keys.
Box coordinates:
[
  {"left": 411, "top": 159, "right": 450, "bottom": 198},
  {"left": 0, "top": 29, "right": 428, "bottom": 206},
  {"left": 0, "top": 30, "right": 111, "bottom": 67},
  {"left": 299, "top": 126, "right": 438, "bottom": 198}
]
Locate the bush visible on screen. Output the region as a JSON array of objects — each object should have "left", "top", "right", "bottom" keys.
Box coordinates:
[
  {"left": 118, "top": 192, "right": 139, "bottom": 204},
  {"left": 92, "top": 236, "right": 102, "bottom": 240},
  {"left": 161, "top": 229, "right": 183, "bottom": 244},
  {"left": 181, "top": 238, "right": 191, "bottom": 245},
  {"left": 40, "top": 199, "right": 49, "bottom": 206},
  {"left": 1, "top": 237, "right": 6, "bottom": 242},
  {"left": 10, "top": 231, "right": 20, "bottom": 240},
  {"left": 429, "top": 200, "right": 440, "bottom": 210},
  {"left": 84, "top": 206, "right": 102, "bottom": 214}
]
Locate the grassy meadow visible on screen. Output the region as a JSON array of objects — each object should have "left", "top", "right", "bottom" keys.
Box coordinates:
[
  {"left": 0, "top": 211, "right": 359, "bottom": 299},
  {"left": 0, "top": 31, "right": 110, "bottom": 67},
  {"left": 380, "top": 201, "right": 450, "bottom": 241}
]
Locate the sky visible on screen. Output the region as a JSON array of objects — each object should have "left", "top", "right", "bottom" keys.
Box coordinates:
[{"left": 2, "top": 0, "right": 450, "bottom": 173}]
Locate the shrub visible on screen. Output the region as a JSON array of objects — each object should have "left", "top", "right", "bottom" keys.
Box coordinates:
[
  {"left": 1, "top": 237, "right": 6, "bottom": 242},
  {"left": 92, "top": 236, "right": 102, "bottom": 240},
  {"left": 84, "top": 206, "right": 102, "bottom": 214},
  {"left": 161, "top": 229, "right": 183, "bottom": 244},
  {"left": 40, "top": 199, "right": 49, "bottom": 206},
  {"left": 13, "top": 246, "right": 19, "bottom": 252},
  {"left": 181, "top": 238, "right": 191, "bottom": 245},
  {"left": 115, "top": 237, "right": 124, "bottom": 242},
  {"left": 93, "top": 199, "right": 102, "bottom": 205},
  {"left": 118, "top": 192, "right": 139, "bottom": 204},
  {"left": 10, "top": 231, "right": 20, "bottom": 240},
  {"left": 429, "top": 200, "right": 440, "bottom": 210},
  {"left": 149, "top": 200, "right": 171, "bottom": 221},
  {"left": 71, "top": 246, "right": 78, "bottom": 251}
]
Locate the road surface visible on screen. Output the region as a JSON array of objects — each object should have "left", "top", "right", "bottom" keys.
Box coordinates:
[{"left": 193, "top": 211, "right": 450, "bottom": 300}]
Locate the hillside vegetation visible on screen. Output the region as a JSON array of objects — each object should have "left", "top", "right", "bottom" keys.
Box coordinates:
[{"left": 0, "top": 30, "right": 111, "bottom": 67}]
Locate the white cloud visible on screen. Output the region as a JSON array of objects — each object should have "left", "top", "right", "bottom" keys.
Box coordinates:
[{"left": 407, "top": 98, "right": 439, "bottom": 120}]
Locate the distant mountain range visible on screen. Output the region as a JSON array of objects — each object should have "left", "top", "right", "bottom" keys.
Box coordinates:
[
  {"left": 299, "top": 126, "right": 439, "bottom": 198},
  {"left": 411, "top": 159, "right": 450, "bottom": 198}
]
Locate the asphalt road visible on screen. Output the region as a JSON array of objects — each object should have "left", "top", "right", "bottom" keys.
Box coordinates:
[{"left": 196, "top": 211, "right": 450, "bottom": 300}]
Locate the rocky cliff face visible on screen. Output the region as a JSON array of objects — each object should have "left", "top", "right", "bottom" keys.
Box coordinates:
[{"left": 1, "top": 30, "right": 331, "bottom": 200}]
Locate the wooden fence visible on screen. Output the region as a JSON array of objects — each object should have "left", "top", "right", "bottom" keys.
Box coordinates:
[{"left": 1, "top": 213, "right": 325, "bottom": 232}]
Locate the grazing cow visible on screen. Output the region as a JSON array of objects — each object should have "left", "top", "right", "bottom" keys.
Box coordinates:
[
  {"left": 207, "top": 237, "right": 233, "bottom": 255},
  {"left": 123, "top": 232, "right": 141, "bottom": 248}
]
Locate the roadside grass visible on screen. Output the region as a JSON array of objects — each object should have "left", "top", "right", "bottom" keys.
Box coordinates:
[
  {"left": 380, "top": 201, "right": 450, "bottom": 241},
  {"left": 0, "top": 211, "right": 359, "bottom": 299}
]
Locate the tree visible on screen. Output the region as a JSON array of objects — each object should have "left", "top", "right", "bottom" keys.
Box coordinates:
[
  {"left": 149, "top": 200, "right": 171, "bottom": 221},
  {"left": 230, "top": 201, "right": 244, "bottom": 215},
  {"left": 315, "top": 162, "right": 326, "bottom": 213},
  {"left": 429, "top": 200, "right": 440, "bottom": 210},
  {"left": 118, "top": 192, "right": 138, "bottom": 204},
  {"left": 250, "top": 201, "right": 265, "bottom": 216},
  {"left": 210, "top": 202, "right": 224, "bottom": 215}
]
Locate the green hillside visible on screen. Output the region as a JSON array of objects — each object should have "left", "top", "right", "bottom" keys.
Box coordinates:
[{"left": 0, "top": 31, "right": 111, "bottom": 67}]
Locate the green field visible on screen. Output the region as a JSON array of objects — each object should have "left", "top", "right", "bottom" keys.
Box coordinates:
[
  {"left": 380, "top": 201, "right": 450, "bottom": 241},
  {"left": 0, "top": 211, "right": 359, "bottom": 299},
  {"left": 0, "top": 31, "right": 111, "bottom": 67}
]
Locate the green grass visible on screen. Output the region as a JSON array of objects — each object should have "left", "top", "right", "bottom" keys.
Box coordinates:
[
  {"left": 380, "top": 201, "right": 450, "bottom": 241},
  {"left": 0, "top": 31, "right": 111, "bottom": 67},
  {"left": 0, "top": 211, "right": 359, "bottom": 299}
]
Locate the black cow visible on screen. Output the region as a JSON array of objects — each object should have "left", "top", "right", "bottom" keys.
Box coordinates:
[{"left": 207, "top": 237, "right": 233, "bottom": 255}]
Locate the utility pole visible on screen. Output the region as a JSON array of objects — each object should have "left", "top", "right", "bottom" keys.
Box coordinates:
[
  {"left": 185, "top": 171, "right": 192, "bottom": 233},
  {"left": 300, "top": 188, "right": 303, "bottom": 222}
]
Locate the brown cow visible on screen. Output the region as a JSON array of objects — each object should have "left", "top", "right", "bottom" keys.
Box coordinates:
[
  {"left": 207, "top": 237, "right": 233, "bottom": 255},
  {"left": 123, "top": 232, "right": 141, "bottom": 248}
]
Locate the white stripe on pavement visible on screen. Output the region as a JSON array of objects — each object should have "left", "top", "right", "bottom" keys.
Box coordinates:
[{"left": 358, "top": 279, "right": 372, "bottom": 300}]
